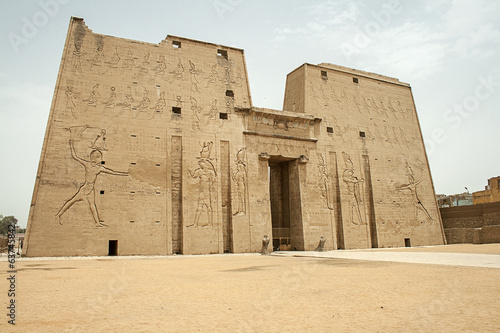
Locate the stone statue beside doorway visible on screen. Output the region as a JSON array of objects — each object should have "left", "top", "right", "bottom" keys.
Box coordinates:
[
  {"left": 315, "top": 236, "right": 326, "bottom": 252},
  {"left": 261, "top": 235, "right": 270, "bottom": 255}
]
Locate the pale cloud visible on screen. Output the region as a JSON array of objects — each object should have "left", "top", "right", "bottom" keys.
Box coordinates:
[
  {"left": 272, "top": 0, "right": 499, "bottom": 77},
  {"left": 0, "top": 81, "right": 51, "bottom": 227},
  {"left": 422, "top": 0, "right": 449, "bottom": 12},
  {"left": 273, "top": 0, "right": 362, "bottom": 42},
  {"left": 0, "top": 81, "right": 52, "bottom": 117},
  {"left": 273, "top": 27, "right": 307, "bottom": 41},
  {"left": 307, "top": 0, "right": 362, "bottom": 25},
  {"left": 442, "top": 0, "right": 498, "bottom": 34}
]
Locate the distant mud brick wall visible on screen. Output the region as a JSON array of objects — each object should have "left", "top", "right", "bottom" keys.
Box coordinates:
[{"left": 441, "top": 201, "right": 500, "bottom": 244}]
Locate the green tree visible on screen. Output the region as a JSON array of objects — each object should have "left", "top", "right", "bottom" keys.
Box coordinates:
[{"left": 0, "top": 216, "right": 18, "bottom": 236}]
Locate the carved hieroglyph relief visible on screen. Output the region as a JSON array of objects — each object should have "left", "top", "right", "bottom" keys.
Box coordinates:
[
  {"left": 72, "top": 43, "right": 84, "bottom": 74},
  {"left": 206, "top": 64, "right": 218, "bottom": 87},
  {"left": 362, "top": 96, "right": 372, "bottom": 115},
  {"left": 190, "top": 97, "right": 202, "bottom": 130},
  {"left": 88, "top": 38, "right": 105, "bottom": 72},
  {"left": 206, "top": 99, "right": 218, "bottom": 121},
  {"left": 331, "top": 116, "right": 350, "bottom": 143},
  {"left": 90, "top": 129, "right": 106, "bottom": 151},
  {"left": 135, "top": 88, "right": 151, "bottom": 112},
  {"left": 396, "top": 161, "right": 432, "bottom": 222},
  {"left": 137, "top": 53, "right": 150, "bottom": 74},
  {"left": 65, "top": 85, "right": 79, "bottom": 118},
  {"left": 222, "top": 66, "right": 232, "bottom": 86},
  {"left": 342, "top": 152, "right": 364, "bottom": 226},
  {"left": 387, "top": 98, "right": 398, "bottom": 120},
  {"left": 55, "top": 126, "right": 128, "bottom": 227},
  {"left": 154, "top": 55, "right": 166, "bottom": 76},
  {"left": 170, "top": 59, "right": 184, "bottom": 80},
  {"left": 103, "top": 87, "right": 117, "bottom": 110},
  {"left": 117, "top": 86, "right": 134, "bottom": 115},
  {"left": 105, "top": 46, "right": 120, "bottom": 68},
  {"left": 83, "top": 84, "right": 100, "bottom": 109},
  {"left": 231, "top": 147, "right": 248, "bottom": 216},
  {"left": 151, "top": 91, "right": 166, "bottom": 114},
  {"left": 187, "top": 142, "right": 217, "bottom": 227},
  {"left": 317, "top": 154, "right": 334, "bottom": 210},
  {"left": 188, "top": 60, "right": 202, "bottom": 92},
  {"left": 122, "top": 50, "right": 135, "bottom": 70}
]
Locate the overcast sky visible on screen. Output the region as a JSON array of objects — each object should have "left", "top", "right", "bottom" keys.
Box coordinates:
[{"left": 1, "top": 0, "right": 499, "bottom": 227}]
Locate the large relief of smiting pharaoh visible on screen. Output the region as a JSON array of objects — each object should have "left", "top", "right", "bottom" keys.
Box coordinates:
[{"left": 56, "top": 127, "right": 128, "bottom": 227}]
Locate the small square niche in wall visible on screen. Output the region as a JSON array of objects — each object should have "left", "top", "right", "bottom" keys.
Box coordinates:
[{"left": 217, "top": 49, "right": 228, "bottom": 60}]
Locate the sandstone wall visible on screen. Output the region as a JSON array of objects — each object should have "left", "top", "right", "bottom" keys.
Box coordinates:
[{"left": 24, "top": 17, "right": 446, "bottom": 256}]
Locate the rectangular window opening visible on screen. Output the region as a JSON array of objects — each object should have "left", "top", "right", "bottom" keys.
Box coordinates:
[
  {"left": 226, "top": 90, "right": 234, "bottom": 98},
  {"left": 100, "top": 161, "right": 105, "bottom": 165},
  {"left": 100, "top": 190, "right": 105, "bottom": 195},
  {"left": 219, "top": 112, "right": 228, "bottom": 120},
  {"left": 155, "top": 221, "right": 160, "bottom": 224},
  {"left": 172, "top": 41, "right": 181, "bottom": 48},
  {"left": 172, "top": 106, "right": 181, "bottom": 114},
  {"left": 321, "top": 70, "right": 327, "bottom": 79},
  {"left": 155, "top": 136, "right": 160, "bottom": 140},
  {"left": 131, "top": 134, "right": 137, "bottom": 137},
  {"left": 217, "top": 49, "right": 228, "bottom": 60},
  {"left": 404, "top": 238, "right": 411, "bottom": 247},
  {"left": 353, "top": 77, "right": 359, "bottom": 83},
  {"left": 131, "top": 162, "right": 136, "bottom": 165},
  {"left": 156, "top": 164, "right": 161, "bottom": 167},
  {"left": 359, "top": 131, "right": 366, "bottom": 137},
  {"left": 327, "top": 127, "right": 334, "bottom": 134}
]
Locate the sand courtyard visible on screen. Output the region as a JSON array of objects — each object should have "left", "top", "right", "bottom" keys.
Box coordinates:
[{"left": 1, "top": 244, "right": 500, "bottom": 332}]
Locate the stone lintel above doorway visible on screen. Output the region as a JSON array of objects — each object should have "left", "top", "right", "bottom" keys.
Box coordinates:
[{"left": 236, "top": 106, "right": 321, "bottom": 141}]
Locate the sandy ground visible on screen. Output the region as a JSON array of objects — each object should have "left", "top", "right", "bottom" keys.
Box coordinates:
[{"left": 1, "top": 244, "right": 500, "bottom": 332}]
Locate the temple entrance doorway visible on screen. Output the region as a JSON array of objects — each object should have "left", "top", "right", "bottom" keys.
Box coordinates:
[{"left": 269, "top": 158, "right": 304, "bottom": 251}]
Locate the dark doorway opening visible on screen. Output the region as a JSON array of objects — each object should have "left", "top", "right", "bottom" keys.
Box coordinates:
[
  {"left": 108, "top": 240, "right": 118, "bottom": 256},
  {"left": 269, "top": 159, "right": 304, "bottom": 251},
  {"left": 404, "top": 238, "right": 411, "bottom": 247},
  {"left": 270, "top": 161, "right": 291, "bottom": 251}
]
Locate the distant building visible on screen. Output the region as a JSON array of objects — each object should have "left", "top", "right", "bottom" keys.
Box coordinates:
[
  {"left": 473, "top": 176, "right": 500, "bottom": 204},
  {"left": 441, "top": 201, "right": 500, "bottom": 244},
  {"left": 436, "top": 192, "right": 473, "bottom": 208}
]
